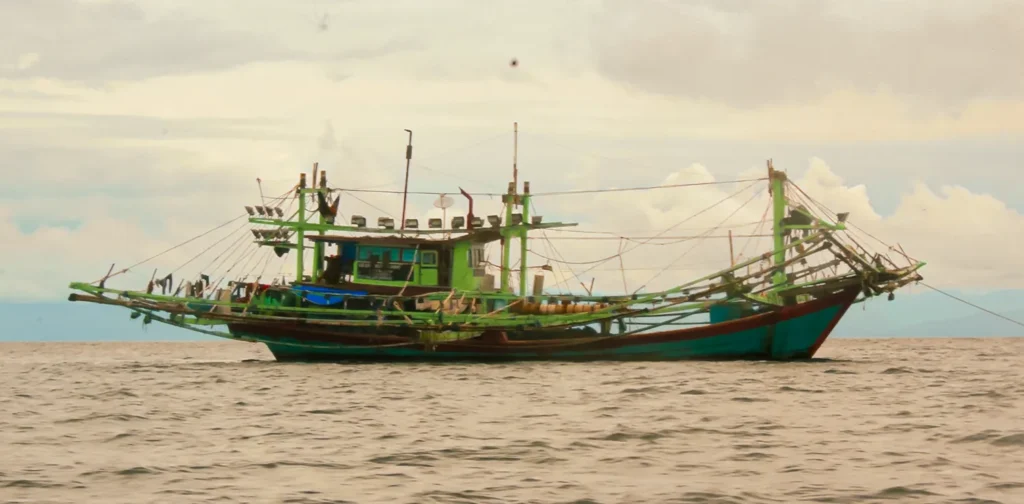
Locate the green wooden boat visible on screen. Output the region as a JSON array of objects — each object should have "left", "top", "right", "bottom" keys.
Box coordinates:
[{"left": 68, "top": 138, "right": 925, "bottom": 362}]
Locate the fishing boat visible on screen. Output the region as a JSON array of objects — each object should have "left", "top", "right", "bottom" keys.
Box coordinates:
[{"left": 68, "top": 131, "right": 925, "bottom": 362}]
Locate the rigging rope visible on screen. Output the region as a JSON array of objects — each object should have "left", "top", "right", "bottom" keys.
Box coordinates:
[
  {"left": 920, "top": 283, "right": 1024, "bottom": 329},
  {"left": 169, "top": 220, "right": 252, "bottom": 277},
  {"left": 531, "top": 178, "right": 766, "bottom": 197},
  {"left": 92, "top": 213, "right": 247, "bottom": 284},
  {"left": 736, "top": 200, "right": 771, "bottom": 260},
  {"left": 91, "top": 188, "right": 294, "bottom": 285},
  {"left": 541, "top": 180, "right": 762, "bottom": 287},
  {"left": 340, "top": 190, "right": 396, "bottom": 219},
  {"left": 633, "top": 186, "right": 765, "bottom": 293},
  {"left": 549, "top": 221, "right": 766, "bottom": 235},
  {"left": 327, "top": 178, "right": 764, "bottom": 198}
]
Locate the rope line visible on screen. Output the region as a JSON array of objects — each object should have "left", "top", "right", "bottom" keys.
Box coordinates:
[
  {"left": 634, "top": 186, "right": 765, "bottom": 292},
  {"left": 328, "top": 178, "right": 764, "bottom": 198},
  {"left": 920, "top": 283, "right": 1024, "bottom": 329},
  {"left": 92, "top": 214, "right": 247, "bottom": 284},
  {"left": 543, "top": 180, "right": 763, "bottom": 289}
]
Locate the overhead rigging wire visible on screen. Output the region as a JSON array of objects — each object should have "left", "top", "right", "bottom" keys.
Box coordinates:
[
  {"left": 531, "top": 178, "right": 766, "bottom": 197},
  {"left": 542, "top": 179, "right": 762, "bottom": 289},
  {"left": 169, "top": 220, "right": 253, "bottom": 277},
  {"left": 92, "top": 214, "right": 247, "bottom": 284},
  {"left": 919, "top": 283, "right": 1024, "bottom": 329},
  {"left": 91, "top": 188, "right": 294, "bottom": 285},
  {"left": 339, "top": 190, "right": 396, "bottom": 219},
  {"left": 326, "top": 178, "right": 764, "bottom": 198},
  {"left": 549, "top": 221, "right": 767, "bottom": 235},
  {"left": 633, "top": 185, "right": 765, "bottom": 293}
]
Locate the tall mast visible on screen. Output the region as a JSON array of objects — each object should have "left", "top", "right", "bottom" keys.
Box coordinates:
[
  {"left": 500, "top": 122, "right": 519, "bottom": 293},
  {"left": 501, "top": 181, "right": 513, "bottom": 292},
  {"left": 520, "top": 181, "right": 530, "bottom": 296},
  {"left": 296, "top": 172, "right": 307, "bottom": 282},
  {"left": 313, "top": 168, "right": 327, "bottom": 281},
  {"left": 400, "top": 129, "right": 413, "bottom": 231},
  {"left": 768, "top": 159, "right": 788, "bottom": 288}
]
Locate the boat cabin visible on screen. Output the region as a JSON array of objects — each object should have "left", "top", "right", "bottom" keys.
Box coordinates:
[{"left": 307, "top": 231, "right": 499, "bottom": 293}]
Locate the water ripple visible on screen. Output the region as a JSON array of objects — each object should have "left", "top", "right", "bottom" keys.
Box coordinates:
[{"left": 1, "top": 338, "right": 1023, "bottom": 503}]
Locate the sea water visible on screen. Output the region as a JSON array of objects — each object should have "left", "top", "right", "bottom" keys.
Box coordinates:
[{"left": 1, "top": 338, "right": 1022, "bottom": 503}]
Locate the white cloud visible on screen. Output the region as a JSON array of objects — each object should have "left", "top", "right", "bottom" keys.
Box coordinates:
[{"left": 591, "top": 0, "right": 1024, "bottom": 109}]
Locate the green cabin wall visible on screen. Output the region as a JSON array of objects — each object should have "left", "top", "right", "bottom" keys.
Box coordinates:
[{"left": 450, "top": 241, "right": 477, "bottom": 291}]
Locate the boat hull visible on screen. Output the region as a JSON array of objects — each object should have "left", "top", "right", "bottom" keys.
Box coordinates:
[{"left": 226, "top": 287, "right": 857, "bottom": 362}]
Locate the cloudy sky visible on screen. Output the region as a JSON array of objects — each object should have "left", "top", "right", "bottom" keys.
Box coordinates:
[{"left": 1, "top": 0, "right": 1022, "bottom": 302}]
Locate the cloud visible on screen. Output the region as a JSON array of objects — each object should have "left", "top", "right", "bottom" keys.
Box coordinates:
[
  {"left": 0, "top": 0, "right": 414, "bottom": 83},
  {"left": 591, "top": 0, "right": 1024, "bottom": 108}
]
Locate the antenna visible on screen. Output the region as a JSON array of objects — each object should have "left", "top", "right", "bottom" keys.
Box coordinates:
[
  {"left": 434, "top": 193, "right": 454, "bottom": 235},
  {"left": 512, "top": 122, "right": 518, "bottom": 193},
  {"left": 400, "top": 129, "right": 413, "bottom": 231}
]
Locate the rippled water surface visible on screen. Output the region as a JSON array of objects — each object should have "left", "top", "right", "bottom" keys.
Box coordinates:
[{"left": 2, "top": 338, "right": 1023, "bottom": 503}]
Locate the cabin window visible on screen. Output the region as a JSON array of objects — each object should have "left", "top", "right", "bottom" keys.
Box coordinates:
[
  {"left": 471, "top": 245, "right": 485, "bottom": 266},
  {"left": 356, "top": 245, "right": 417, "bottom": 282},
  {"left": 421, "top": 251, "right": 437, "bottom": 266},
  {"left": 358, "top": 246, "right": 401, "bottom": 261}
]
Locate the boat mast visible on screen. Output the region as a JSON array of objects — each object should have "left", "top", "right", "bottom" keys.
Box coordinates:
[
  {"left": 500, "top": 123, "right": 518, "bottom": 293},
  {"left": 501, "top": 180, "right": 514, "bottom": 292},
  {"left": 313, "top": 168, "right": 327, "bottom": 281},
  {"left": 768, "top": 159, "right": 788, "bottom": 288},
  {"left": 520, "top": 182, "right": 530, "bottom": 295},
  {"left": 296, "top": 172, "right": 307, "bottom": 282}
]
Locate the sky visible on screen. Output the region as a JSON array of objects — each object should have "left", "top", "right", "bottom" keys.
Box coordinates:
[{"left": 1, "top": 0, "right": 1023, "bottom": 339}]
